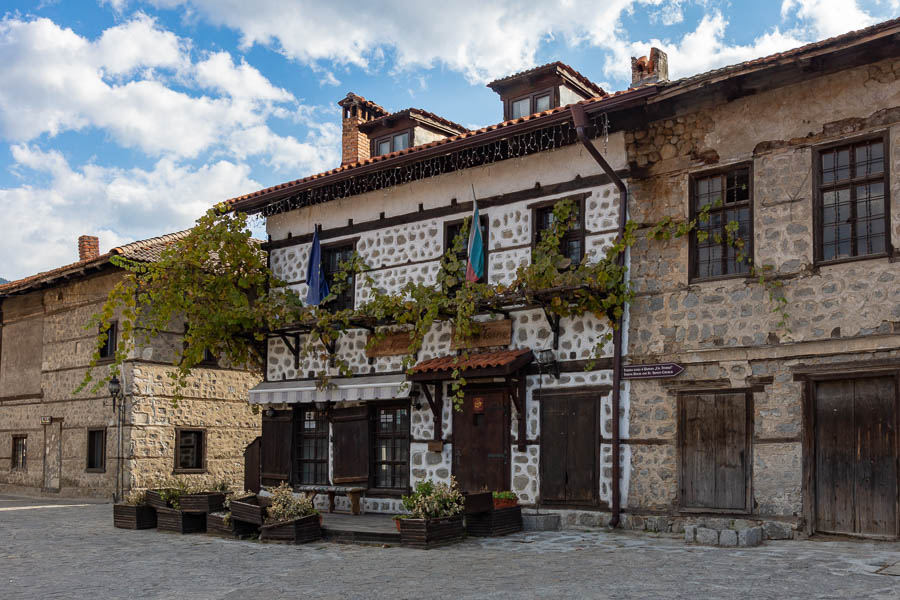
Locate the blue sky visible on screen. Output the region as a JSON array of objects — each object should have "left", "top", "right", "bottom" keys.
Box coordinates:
[{"left": 0, "top": 0, "right": 897, "bottom": 280}]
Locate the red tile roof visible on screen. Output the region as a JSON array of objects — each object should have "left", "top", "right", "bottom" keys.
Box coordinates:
[
  {"left": 0, "top": 230, "right": 191, "bottom": 297},
  {"left": 486, "top": 61, "right": 605, "bottom": 96},
  {"left": 410, "top": 348, "right": 533, "bottom": 376}
]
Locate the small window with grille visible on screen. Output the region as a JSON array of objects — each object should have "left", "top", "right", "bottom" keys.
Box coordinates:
[
  {"left": 297, "top": 409, "right": 329, "bottom": 485},
  {"left": 532, "top": 198, "right": 585, "bottom": 266},
  {"left": 690, "top": 165, "right": 752, "bottom": 281},
  {"left": 372, "top": 406, "right": 410, "bottom": 490},
  {"left": 174, "top": 429, "right": 205, "bottom": 473}
]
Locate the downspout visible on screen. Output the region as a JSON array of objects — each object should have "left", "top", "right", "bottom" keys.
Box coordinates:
[{"left": 571, "top": 103, "right": 626, "bottom": 528}]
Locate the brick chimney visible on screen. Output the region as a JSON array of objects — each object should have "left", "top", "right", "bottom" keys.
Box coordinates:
[
  {"left": 78, "top": 235, "right": 100, "bottom": 261},
  {"left": 630, "top": 47, "right": 669, "bottom": 88},
  {"left": 338, "top": 93, "right": 387, "bottom": 165}
]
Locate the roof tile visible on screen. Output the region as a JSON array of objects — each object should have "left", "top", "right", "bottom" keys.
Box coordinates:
[{"left": 411, "top": 348, "right": 532, "bottom": 374}]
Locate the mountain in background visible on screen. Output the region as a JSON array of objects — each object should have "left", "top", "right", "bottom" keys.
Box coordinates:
[{"left": 0, "top": 278, "right": 7, "bottom": 284}]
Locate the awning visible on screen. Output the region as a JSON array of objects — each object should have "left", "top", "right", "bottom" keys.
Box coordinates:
[
  {"left": 409, "top": 348, "right": 533, "bottom": 382},
  {"left": 249, "top": 374, "right": 412, "bottom": 405}
]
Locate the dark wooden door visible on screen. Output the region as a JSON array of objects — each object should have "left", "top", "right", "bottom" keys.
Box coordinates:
[
  {"left": 679, "top": 392, "right": 750, "bottom": 510},
  {"left": 332, "top": 406, "right": 370, "bottom": 485},
  {"left": 261, "top": 409, "right": 292, "bottom": 487},
  {"left": 815, "top": 377, "right": 897, "bottom": 537},
  {"left": 453, "top": 389, "right": 509, "bottom": 492},
  {"left": 244, "top": 436, "right": 261, "bottom": 493},
  {"left": 540, "top": 394, "right": 599, "bottom": 505}
]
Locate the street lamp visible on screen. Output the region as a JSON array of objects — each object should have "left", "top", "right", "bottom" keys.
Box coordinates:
[{"left": 108, "top": 376, "right": 122, "bottom": 409}]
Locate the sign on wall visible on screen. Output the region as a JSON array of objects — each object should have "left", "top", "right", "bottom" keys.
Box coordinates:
[
  {"left": 450, "top": 320, "right": 512, "bottom": 350},
  {"left": 365, "top": 331, "right": 415, "bottom": 358},
  {"left": 622, "top": 363, "right": 685, "bottom": 379}
]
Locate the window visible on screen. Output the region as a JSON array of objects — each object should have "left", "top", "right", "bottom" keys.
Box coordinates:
[
  {"left": 183, "top": 323, "right": 218, "bottom": 367},
  {"left": 444, "top": 216, "right": 489, "bottom": 289},
  {"left": 690, "top": 165, "right": 752, "bottom": 280},
  {"left": 816, "top": 136, "right": 889, "bottom": 263},
  {"left": 533, "top": 198, "right": 585, "bottom": 266},
  {"left": 297, "top": 408, "right": 328, "bottom": 485},
  {"left": 11, "top": 435, "right": 26, "bottom": 471},
  {"left": 174, "top": 429, "right": 205, "bottom": 473},
  {"left": 373, "top": 131, "right": 411, "bottom": 157},
  {"left": 99, "top": 321, "right": 117, "bottom": 360},
  {"left": 86, "top": 428, "right": 106, "bottom": 472},
  {"left": 508, "top": 89, "right": 554, "bottom": 120},
  {"left": 323, "top": 243, "right": 356, "bottom": 311},
  {"left": 372, "top": 406, "right": 409, "bottom": 489}
]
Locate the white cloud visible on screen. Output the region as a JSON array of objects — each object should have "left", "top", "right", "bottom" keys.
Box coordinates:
[
  {"left": 1, "top": 145, "right": 261, "bottom": 279},
  {"left": 781, "top": 0, "right": 878, "bottom": 38}
]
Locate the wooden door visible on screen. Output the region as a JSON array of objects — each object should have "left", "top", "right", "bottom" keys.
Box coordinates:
[
  {"left": 815, "top": 377, "right": 897, "bottom": 537},
  {"left": 42, "top": 419, "right": 62, "bottom": 492},
  {"left": 332, "top": 406, "right": 369, "bottom": 485},
  {"left": 244, "top": 437, "right": 261, "bottom": 493},
  {"left": 679, "top": 392, "right": 750, "bottom": 510},
  {"left": 540, "top": 394, "right": 599, "bottom": 505},
  {"left": 260, "top": 409, "right": 292, "bottom": 487},
  {"left": 453, "top": 389, "right": 509, "bottom": 492}
]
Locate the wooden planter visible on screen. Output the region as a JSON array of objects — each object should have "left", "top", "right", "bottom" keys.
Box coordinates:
[
  {"left": 206, "top": 513, "right": 259, "bottom": 538},
  {"left": 156, "top": 507, "right": 206, "bottom": 534},
  {"left": 463, "top": 492, "right": 493, "bottom": 515},
  {"left": 180, "top": 492, "right": 226, "bottom": 514},
  {"left": 399, "top": 514, "right": 466, "bottom": 549},
  {"left": 230, "top": 495, "right": 271, "bottom": 525},
  {"left": 145, "top": 489, "right": 173, "bottom": 509},
  {"left": 113, "top": 504, "right": 157, "bottom": 530},
  {"left": 259, "top": 514, "right": 322, "bottom": 544},
  {"left": 492, "top": 497, "right": 518, "bottom": 510},
  {"left": 467, "top": 506, "right": 522, "bottom": 537}
]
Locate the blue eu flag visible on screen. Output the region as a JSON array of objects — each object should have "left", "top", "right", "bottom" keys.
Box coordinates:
[{"left": 305, "top": 229, "right": 329, "bottom": 306}]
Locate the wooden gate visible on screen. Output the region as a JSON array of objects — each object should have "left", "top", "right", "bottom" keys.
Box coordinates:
[
  {"left": 540, "top": 393, "right": 599, "bottom": 505},
  {"left": 453, "top": 388, "right": 509, "bottom": 492},
  {"left": 678, "top": 391, "right": 751, "bottom": 511},
  {"left": 814, "top": 376, "right": 897, "bottom": 537},
  {"left": 42, "top": 419, "right": 62, "bottom": 493},
  {"left": 244, "top": 436, "right": 261, "bottom": 493}
]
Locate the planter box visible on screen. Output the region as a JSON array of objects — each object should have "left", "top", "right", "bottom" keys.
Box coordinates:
[
  {"left": 492, "top": 498, "right": 518, "bottom": 510},
  {"left": 156, "top": 507, "right": 206, "bottom": 534},
  {"left": 145, "top": 489, "right": 173, "bottom": 510},
  {"left": 180, "top": 492, "right": 226, "bottom": 514},
  {"left": 463, "top": 492, "right": 493, "bottom": 515},
  {"left": 399, "top": 514, "right": 466, "bottom": 549},
  {"left": 230, "top": 495, "right": 271, "bottom": 525},
  {"left": 206, "top": 512, "right": 259, "bottom": 538},
  {"left": 467, "top": 506, "right": 522, "bottom": 537},
  {"left": 113, "top": 504, "right": 157, "bottom": 530},
  {"left": 259, "top": 514, "right": 322, "bottom": 544}
]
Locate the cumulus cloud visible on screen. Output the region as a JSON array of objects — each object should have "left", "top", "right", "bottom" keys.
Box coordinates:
[
  {"left": 1, "top": 145, "right": 261, "bottom": 279},
  {"left": 781, "top": 0, "right": 878, "bottom": 38}
]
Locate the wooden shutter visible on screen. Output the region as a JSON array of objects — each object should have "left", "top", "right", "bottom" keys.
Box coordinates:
[
  {"left": 332, "top": 406, "right": 370, "bottom": 485},
  {"left": 261, "top": 410, "right": 292, "bottom": 487},
  {"left": 244, "top": 436, "right": 261, "bottom": 493},
  {"left": 680, "top": 392, "right": 750, "bottom": 510},
  {"left": 540, "top": 392, "right": 599, "bottom": 505}
]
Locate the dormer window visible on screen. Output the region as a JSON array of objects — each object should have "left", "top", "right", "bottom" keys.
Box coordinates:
[
  {"left": 487, "top": 62, "right": 605, "bottom": 122},
  {"left": 510, "top": 90, "right": 553, "bottom": 119},
  {"left": 374, "top": 130, "right": 411, "bottom": 156}
]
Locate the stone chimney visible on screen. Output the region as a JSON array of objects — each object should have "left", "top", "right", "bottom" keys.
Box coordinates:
[
  {"left": 631, "top": 47, "right": 669, "bottom": 88},
  {"left": 338, "top": 93, "right": 388, "bottom": 165},
  {"left": 78, "top": 235, "right": 100, "bottom": 261}
]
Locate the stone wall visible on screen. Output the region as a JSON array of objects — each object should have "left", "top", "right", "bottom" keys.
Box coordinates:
[
  {"left": 623, "top": 56, "right": 900, "bottom": 526},
  {"left": 0, "top": 268, "right": 261, "bottom": 498}
]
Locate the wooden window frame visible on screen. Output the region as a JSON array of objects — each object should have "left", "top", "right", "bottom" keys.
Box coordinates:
[
  {"left": 85, "top": 427, "right": 106, "bottom": 473},
  {"left": 443, "top": 215, "right": 489, "bottom": 288},
  {"left": 371, "top": 128, "right": 413, "bottom": 157},
  {"left": 370, "top": 403, "right": 411, "bottom": 492},
  {"left": 11, "top": 434, "right": 26, "bottom": 471},
  {"left": 676, "top": 389, "right": 753, "bottom": 514},
  {"left": 688, "top": 162, "right": 754, "bottom": 282},
  {"left": 530, "top": 195, "right": 587, "bottom": 266},
  {"left": 505, "top": 87, "right": 556, "bottom": 120},
  {"left": 322, "top": 240, "right": 357, "bottom": 311},
  {"left": 813, "top": 131, "right": 892, "bottom": 266},
  {"left": 174, "top": 428, "right": 206, "bottom": 474},
  {"left": 98, "top": 320, "right": 117, "bottom": 361},
  {"left": 183, "top": 323, "right": 218, "bottom": 367},
  {"left": 296, "top": 407, "right": 329, "bottom": 485}
]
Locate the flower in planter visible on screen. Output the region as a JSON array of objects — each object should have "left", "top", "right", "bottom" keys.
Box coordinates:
[
  {"left": 400, "top": 477, "right": 465, "bottom": 520},
  {"left": 122, "top": 489, "right": 147, "bottom": 506},
  {"left": 265, "top": 481, "right": 318, "bottom": 524}
]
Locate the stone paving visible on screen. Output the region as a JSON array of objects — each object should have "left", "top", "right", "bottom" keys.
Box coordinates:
[{"left": 2, "top": 494, "right": 900, "bottom": 599}]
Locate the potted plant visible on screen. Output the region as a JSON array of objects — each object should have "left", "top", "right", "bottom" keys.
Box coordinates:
[
  {"left": 207, "top": 491, "right": 259, "bottom": 538},
  {"left": 492, "top": 491, "right": 519, "bottom": 510},
  {"left": 259, "top": 482, "right": 321, "bottom": 544},
  {"left": 113, "top": 489, "right": 157, "bottom": 530},
  {"left": 229, "top": 493, "right": 272, "bottom": 526},
  {"left": 149, "top": 478, "right": 206, "bottom": 534},
  {"left": 397, "top": 478, "right": 466, "bottom": 549}
]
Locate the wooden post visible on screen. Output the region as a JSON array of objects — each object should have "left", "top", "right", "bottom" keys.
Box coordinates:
[{"left": 433, "top": 384, "right": 444, "bottom": 442}]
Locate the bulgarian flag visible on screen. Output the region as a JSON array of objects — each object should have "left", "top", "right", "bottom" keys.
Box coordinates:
[{"left": 465, "top": 199, "right": 485, "bottom": 282}]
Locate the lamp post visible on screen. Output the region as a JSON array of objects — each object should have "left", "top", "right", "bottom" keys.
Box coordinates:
[
  {"left": 108, "top": 376, "right": 122, "bottom": 409},
  {"left": 108, "top": 375, "right": 123, "bottom": 502}
]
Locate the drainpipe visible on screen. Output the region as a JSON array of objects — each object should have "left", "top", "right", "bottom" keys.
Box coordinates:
[{"left": 571, "top": 103, "right": 626, "bottom": 528}]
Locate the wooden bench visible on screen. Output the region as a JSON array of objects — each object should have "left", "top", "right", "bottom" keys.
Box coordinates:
[{"left": 296, "top": 485, "right": 366, "bottom": 515}]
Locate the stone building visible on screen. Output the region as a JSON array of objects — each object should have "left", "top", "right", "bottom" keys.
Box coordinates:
[
  {"left": 230, "top": 18, "right": 900, "bottom": 539},
  {"left": 0, "top": 233, "right": 260, "bottom": 499}
]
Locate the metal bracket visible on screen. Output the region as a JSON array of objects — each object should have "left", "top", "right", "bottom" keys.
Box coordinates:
[
  {"left": 541, "top": 307, "right": 561, "bottom": 350},
  {"left": 278, "top": 333, "right": 301, "bottom": 369}
]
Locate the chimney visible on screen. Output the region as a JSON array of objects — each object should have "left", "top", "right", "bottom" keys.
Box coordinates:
[
  {"left": 338, "top": 93, "right": 387, "bottom": 165},
  {"left": 78, "top": 235, "right": 100, "bottom": 261},
  {"left": 630, "top": 47, "right": 668, "bottom": 88}
]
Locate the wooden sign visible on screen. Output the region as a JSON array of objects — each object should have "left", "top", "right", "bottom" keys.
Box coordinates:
[
  {"left": 622, "top": 363, "right": 684, "bottom": 379},
  {"left": 451, "top": 320, "right": 512, "bottom": 350},
  {"left": 365, "top": 331, "right": 414, "bottom": 358}
]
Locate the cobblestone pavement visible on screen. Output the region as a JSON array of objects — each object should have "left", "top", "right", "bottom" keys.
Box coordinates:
[{"left": 3, "top": 494, "right": 900, "bottom": 599}]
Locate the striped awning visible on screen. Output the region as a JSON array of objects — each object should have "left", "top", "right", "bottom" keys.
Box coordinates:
[{"left": 248, "top": 375, "right": 412, "bottom": 405}]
